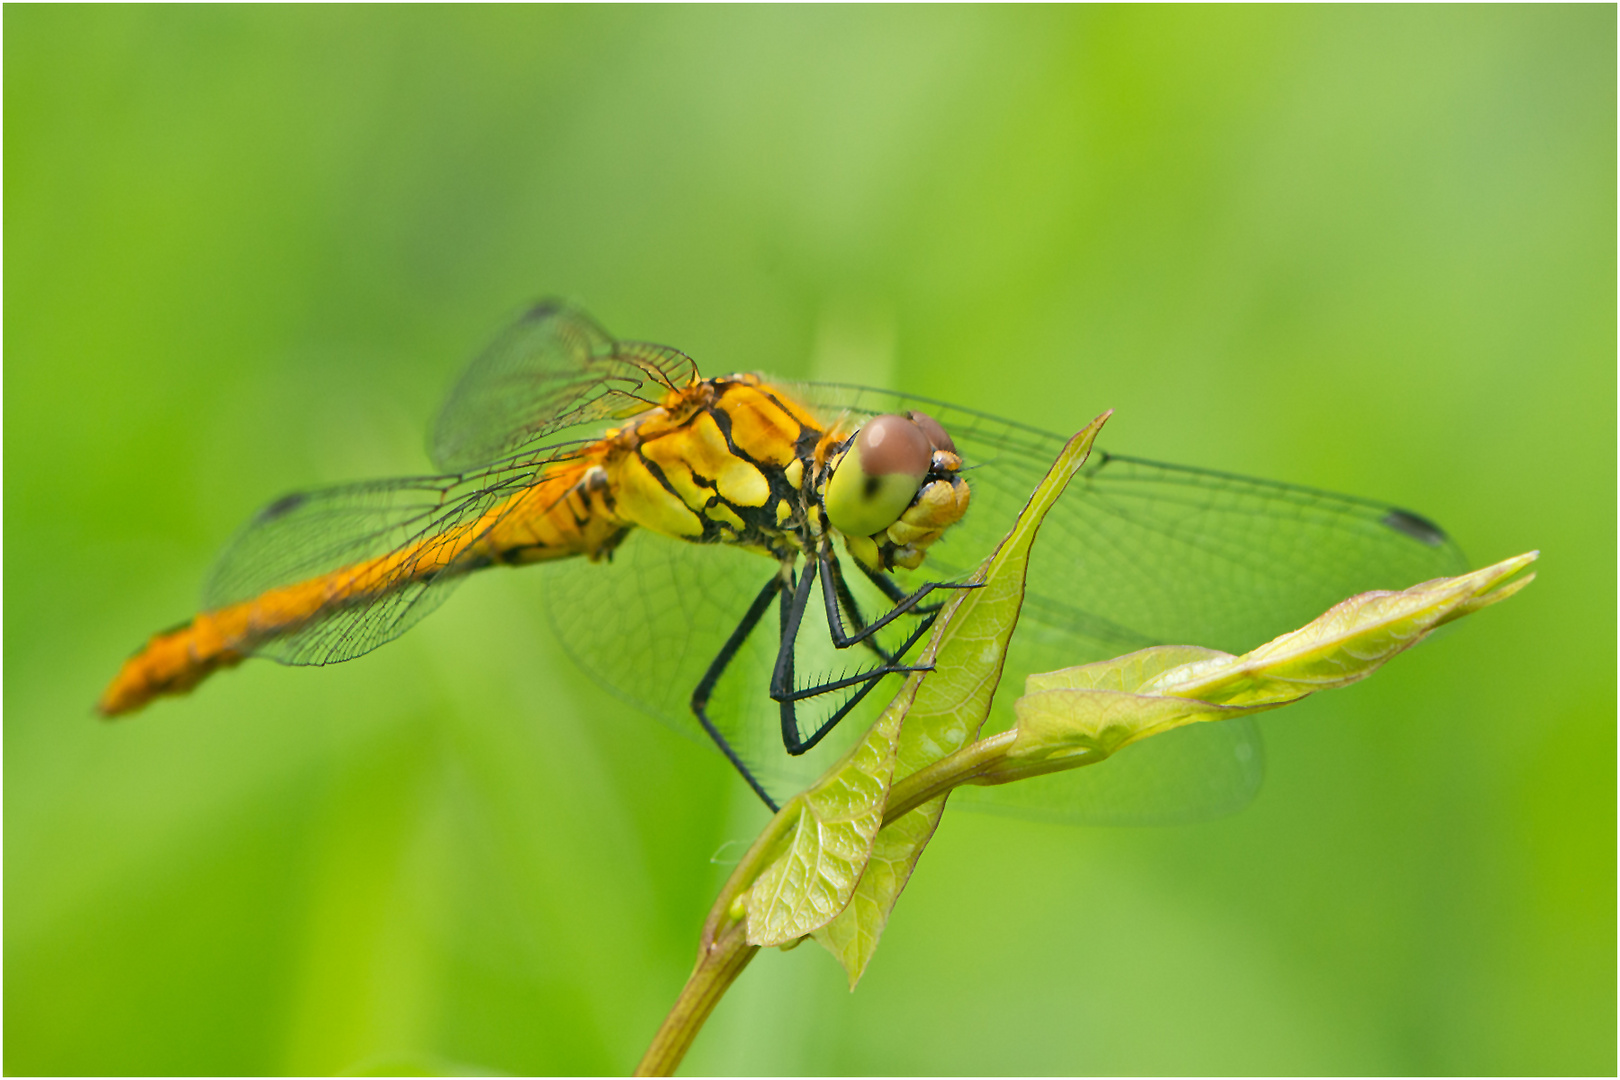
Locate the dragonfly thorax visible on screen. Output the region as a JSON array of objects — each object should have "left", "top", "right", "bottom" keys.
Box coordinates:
[{"left": 593, "top": 376, "right": 970, "bottom": 576}]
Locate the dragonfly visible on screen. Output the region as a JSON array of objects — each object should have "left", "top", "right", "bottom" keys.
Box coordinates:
[{"left": 98, "top": 301, "right": 1468, "bottom": 823}]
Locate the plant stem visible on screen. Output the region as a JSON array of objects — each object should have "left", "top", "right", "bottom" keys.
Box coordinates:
[
  {"left": 635, "top": 917, "right": 759, "bottom": 1077},
  {"left": 637, "top": 727, "right": 1084, "bottom": 1074},
  {"left": 883, "top": 729, "right": 1107, "bottom": 824},
  {"left": 882, "top": 729, "right": 1017, "bottom": 823}
]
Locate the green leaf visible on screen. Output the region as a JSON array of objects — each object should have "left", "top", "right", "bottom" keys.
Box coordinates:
[
  {"left": 1010, "top": 646, "right": 1266, "bottom": 767},
  {"left": 810, "top": 413, "right": 1113, "bottom": 986},
  {"left": 1140, "top": 550, "right": 1538, "bottom": 705},
  {"left": 1025, "top": 645, "right": 1229, "bottom": 693},
  {"left": 1008, "top": 687, "right": 1243, "bottom": 767},
  {"left": 743, "top": 678, "right": 917, "bottom": 948},
  {"left": 1001, "top": 552, "right": 1539, "bottom": 770}
]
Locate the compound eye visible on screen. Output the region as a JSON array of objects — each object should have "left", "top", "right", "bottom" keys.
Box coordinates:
[
  {"left": 906, "top": 410, "right": 956, "bottom": 455},
  {"left": 824, "top": 414, "right": 931, "bottom": 538}
]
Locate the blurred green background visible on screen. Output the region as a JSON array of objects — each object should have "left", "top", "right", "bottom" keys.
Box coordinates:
[{"left": 6, "top": 6, "right": 1614, "bottom": 1075}]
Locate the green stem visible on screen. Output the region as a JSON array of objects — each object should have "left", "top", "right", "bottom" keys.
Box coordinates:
[
  {"left": 636, "top": 796, "right": 802, "bottom": 1074},
  {"left": 635, "top": 917, "right": 759, "bottom": 1077},
  {"left": 882, "top": 730, "right": 1106, "bottom": 824},
  {"left": 882, "top": 730, "right": 1017, "bottom": 824}
]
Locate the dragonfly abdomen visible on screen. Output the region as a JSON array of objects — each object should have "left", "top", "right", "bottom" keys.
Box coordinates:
[
  {"left": 97, "top": 570, "right": 363, "bottom": 716},
  {"left": 99, "top": 461, "right": 628, "bottom": 716}
]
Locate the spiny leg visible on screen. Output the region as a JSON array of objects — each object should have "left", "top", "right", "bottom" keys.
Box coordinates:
[
  {"left": 690, "top": 571, "right": 786, "bottom": 811},
  {"left": 769, "top": 559, "right": 818, "bottom": 719},
  {"left": 824, "top": 550, "right": 900, "bottom": 664},
  {"left": 770, "top": 558, "right": 937, "bottom": 756},
  {"left": 856, "top": 555, "right": 911, "bottom": 604},
  {"left": 852, "top": 554, "right": 975, "bottom": 618},
  {"left": 774, "top": 615, "right": 938, "bottom": 702},
  {"left": 818, "top": 543, "right": 978, "bottom": 650},
  {"left": 779, "top": 615, "right": 937, "bottom": 755}
]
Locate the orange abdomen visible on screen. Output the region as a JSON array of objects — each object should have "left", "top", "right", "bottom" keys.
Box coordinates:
[{"left": 98, "top": 456, "right": 625, "bottom": 717}]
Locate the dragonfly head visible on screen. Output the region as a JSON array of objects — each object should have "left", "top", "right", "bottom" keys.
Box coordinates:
[{"left": 821, "top": 411, "right": 970, "bottom": 572}]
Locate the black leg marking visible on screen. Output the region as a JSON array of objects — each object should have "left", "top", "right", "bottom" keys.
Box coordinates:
[
  {"left": 769, "top": 554, "right": 936, "bottom": 756},
  {"left": 778, "top": 615, "right": 938, "bottom": 755},
  {"left": 856, "top": 556, "right": 911, "bottom": 605},
  {"left": 852, "top": 555, "right": 980, "bottom": 617},
  {"left": 763, "top": 546, "right": 984, "bottom": 759},
  {"left": 825, "top": 552, "right": 898, "bottom": 664},
  {"left": 771, "top": 560, "right": 818, "bottom": 752},
  {"left": 773, "top": 613, "right": 937, "bottom": 703},
  {"left": 818, "top": 544, "right": 977, "bottom": 649},
  {"left": 707, "top": 548, "right": 984, "bottom": 794},
  {"left": 690, "top": 572, "right": 786, "bottom": 812}
]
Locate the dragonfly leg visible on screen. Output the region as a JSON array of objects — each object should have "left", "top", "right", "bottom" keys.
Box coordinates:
[
  {"left": 774, "top": 614, "right": 937, "bottom": 702},
  {"left": 853, "top": 555, "right": 982, "bottom": 617},
  {"left": 775, "top": 614, "right": 938, "bottom": 755},
  {"left": 689, "top": 571, "right": 788, "bottom": 812},
  {"left": 823, "top": 550, "right": 901, "bottom": 664},
  {"left": 818, "top": 543, "right": 978, "bottom": 649},
  {"left": 769, "top": 558, "right": 818, "bottom": 714},
  {"left": 770, "top": 547, "right": 977, "bottom": 759}
]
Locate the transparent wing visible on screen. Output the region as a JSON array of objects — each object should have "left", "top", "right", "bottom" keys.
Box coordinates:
[
  {"left": 789, "top": 383, "right": 1470, "bottom": 823},
  {"left": 429, "top": 300, "right": 699, "bottom": 472},
  {"left": 546, "top": 526, "right": 909, "bottom": 803},
  {"left": 203, "top": 448, "right": 577, "bottom": 667}
]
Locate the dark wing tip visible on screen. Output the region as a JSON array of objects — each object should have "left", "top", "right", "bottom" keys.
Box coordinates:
[
  {"left": 257, "top": 492, "right": 308, "bottom": 523},
  {"left": 523, "top": 297, "right": 570, "bottom": 321},
  {"left": 521, "top": 297, "right": 610, "bottom": 335},
  {"left": 1381, "top": 508, "right": 1450, "bottom": 547}
]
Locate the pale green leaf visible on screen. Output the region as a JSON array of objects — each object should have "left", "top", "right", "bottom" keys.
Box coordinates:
[
  {"left": 1025, "top": 645, "right": 1227, "bottom": 694},
  {"left": 1003, "top": 552, "right": 1539, "bottom": 767},
  {"left": 1144, "top": 551, "right": 1539, "bottom": 704},
  {"left": 743, "top": 678, "right": 917, "bottom": 948},
  {"left": 810, "top": 413, "right": 1112, "bottom": 986},
  {"left": 1008, "top": 689, "right": 1242, "bottom": 766}
]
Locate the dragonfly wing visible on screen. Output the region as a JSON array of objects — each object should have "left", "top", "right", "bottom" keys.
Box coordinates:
[
  {"left": 791, "top": 383, "right": 1468, "bottom": 823},
  {"left": 429, "top": 301, "right": 699, "bottom": 472},
  {"left": 202, "top": 453, "right": 561, "bottom": 666},
  {"left": 958, "top": 716, "right": 1266, "bottom": 826}
]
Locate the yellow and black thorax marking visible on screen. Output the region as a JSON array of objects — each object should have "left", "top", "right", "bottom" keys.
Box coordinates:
[{"left": 605, "top": 375, "right": 823, "bottom": 559}]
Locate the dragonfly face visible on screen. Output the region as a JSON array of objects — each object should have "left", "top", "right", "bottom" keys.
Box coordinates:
[
  {"left": 819, "top": 410, "right": 971, "bottom": 573},
  {"left": 99, "top": 300, "right": 1468, "bottom": 823}
]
